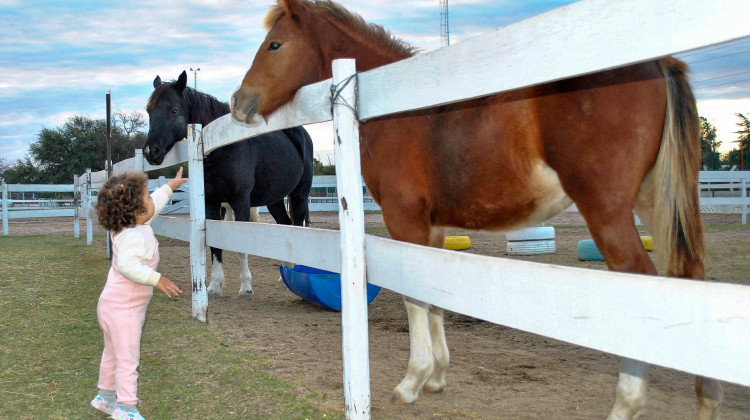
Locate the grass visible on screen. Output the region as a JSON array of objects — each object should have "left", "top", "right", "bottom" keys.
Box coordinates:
[{"left": 0, "top": 235, "right": 344, "bottom": 420}]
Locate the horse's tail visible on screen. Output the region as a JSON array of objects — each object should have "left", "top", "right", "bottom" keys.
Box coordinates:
[{"left": 651, "top": 58, "right": 705, "bottom": 277}]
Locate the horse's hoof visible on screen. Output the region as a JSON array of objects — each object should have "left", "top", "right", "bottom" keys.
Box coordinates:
[
  {"left": 241, "top": 290, "right": 254, "bottom": 300},
  {"left": 390, "top": 390, "right": 416, "bottom": 405},
  {"left": 422, "top": 382, "right": 445, "bottom": 394}
]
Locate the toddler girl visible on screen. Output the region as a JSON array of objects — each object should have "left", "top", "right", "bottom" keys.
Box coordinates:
[{"left": 90, "top": 168, "right": 186, "bottom": 420}]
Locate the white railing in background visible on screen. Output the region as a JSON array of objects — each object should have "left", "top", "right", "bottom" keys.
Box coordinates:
[
  {"left": 1, "top": 181, "right": 78, "bottom": 236},
  {"left": 66, "top": 0, "right": 750, "bottom": 418}
]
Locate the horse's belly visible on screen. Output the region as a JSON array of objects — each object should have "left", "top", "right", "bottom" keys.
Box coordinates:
[{"left": 437, "top": 159, "right": 571, "bottom": 232}]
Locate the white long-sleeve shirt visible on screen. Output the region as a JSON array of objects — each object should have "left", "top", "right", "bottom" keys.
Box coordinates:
[{"left": 111, "top": 184, "right": 173, "bottom": 286}]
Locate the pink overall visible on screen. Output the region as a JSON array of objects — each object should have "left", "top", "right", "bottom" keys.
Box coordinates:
[{"left": 97, "top": 225, "right": 158, "bottom": 404}]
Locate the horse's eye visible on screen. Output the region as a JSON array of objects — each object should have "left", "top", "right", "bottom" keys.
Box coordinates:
[
  {"left": 171, "top": 108, "right": 179, "bottom": 114},
  {"left": 268, "top": 41, "right": 282, "bottom": 51}
]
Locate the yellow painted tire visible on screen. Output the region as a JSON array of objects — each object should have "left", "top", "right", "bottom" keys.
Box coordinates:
[
  {"left": 640, "top": 236, "right": 653, "bottom": 251},
  {"left": 444, "top": 236, "right": 471, "bottom": 250}
]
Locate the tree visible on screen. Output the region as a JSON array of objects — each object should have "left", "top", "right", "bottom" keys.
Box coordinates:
[
  {"left": 313, "top": 156, "right": 335, "bottom": 175},
  {"left": 15, "top": 113, "right": 148, "bottom": 184},
  {"left": 699, "top": 116, "right": 721, "bottom": 170},
  {"left": 2, "top": 157, "right": 43, "bottom": 184},
  {"left": 728, "top": 112, "right": 750, "bottom": 171}
]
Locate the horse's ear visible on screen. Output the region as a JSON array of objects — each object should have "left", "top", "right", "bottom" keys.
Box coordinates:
[
  {"left": 281, "top": 0, "right": 305, "bottom": 20},
  {"left": 153, "top": 75, "right": 162, "bottom": 88},
  {"left": 176, "top": 71, "right": 188, "bottom": 92}
]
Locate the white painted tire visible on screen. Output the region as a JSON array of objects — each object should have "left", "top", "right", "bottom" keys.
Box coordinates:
[
  {"left": 444, "top": 236, "right": 471, "bottom": 250},
  {"left": 507, "top": 239, "right": 555, "bottom": 255},
  {"left": 506, "top": 226, "right": 555, "bottom": 241}
]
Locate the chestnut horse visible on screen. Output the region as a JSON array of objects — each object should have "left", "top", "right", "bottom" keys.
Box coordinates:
[{"left": 230, "top": 1, "right": 722, "bottom": 418}]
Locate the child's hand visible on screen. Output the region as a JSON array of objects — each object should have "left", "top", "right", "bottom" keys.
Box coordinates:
[
  {"left": 167, "top": 167, "right": 188, "bottom": 192},
  {"left": 156, "top": 276, "right": 183, "bottom": 298}
]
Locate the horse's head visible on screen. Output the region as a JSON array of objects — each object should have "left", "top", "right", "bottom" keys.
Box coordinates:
[
  {"left": 144, "top": 71, "right": 189, "bottom": 165},
  {"left": 231, "top": 0, "right": 327, "bottom": 125}
]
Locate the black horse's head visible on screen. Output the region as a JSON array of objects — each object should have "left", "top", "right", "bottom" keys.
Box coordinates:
[{"left": 144, "top": 71, "right": 189, "bottom": 165}]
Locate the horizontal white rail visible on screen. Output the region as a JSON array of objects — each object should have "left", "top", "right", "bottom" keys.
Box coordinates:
[
  {"left": 206, "top": 220, "right": 341, "bottom": 272},
  {"left": 364, "top": 235, "right": 750, "bottom": 387},
  {"left": 5, "top": 209, "right": 75, "bottom": 219},
  {"left": 151, "top": 216, "right": 191, "bottom": 242},
  {"left": 357, "top": 0, "right": 750, "bottom": 120},
  {"left": 6, "top": 184, "right": 74, "bottom": 193},
  {"left": 203, "top": 80, "right": 333, "bottom": 153}
]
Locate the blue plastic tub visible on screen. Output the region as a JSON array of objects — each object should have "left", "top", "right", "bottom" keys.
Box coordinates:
[{"left": 279, "top": 265, "right": 381, "bottom": 311}]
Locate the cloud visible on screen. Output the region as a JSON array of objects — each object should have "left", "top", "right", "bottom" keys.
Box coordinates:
[{"left": 1, "top": 0, "right": 748, "bottom": 165}]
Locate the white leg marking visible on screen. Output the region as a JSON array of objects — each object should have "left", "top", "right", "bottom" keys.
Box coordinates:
[
  {"left": 392, "top": 297, "right": 434, "bottom": 404},
  {"left": 207, "top": 255, "right": 225, "bottom": 298},
  {"left": 607, "top": 358, "right": 648, "bottom": 420},
  {"left": 423, "top": 306, "right": 449, "bottom": 393},
  {"left": 238, "top": 253, "right": 254, "bottom": 299},
  {"left": 696, "top": 376, "right": 723, "bottom": 420}
]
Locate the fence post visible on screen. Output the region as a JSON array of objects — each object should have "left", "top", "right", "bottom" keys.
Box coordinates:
[
  {"left": 187, "top": 124, "right": 208, "bottom": 322},
  {"left": 2, "top": 179, "right": 8, "bottom": 236},
  {"left": 134, "top": 149, "right": 144, "bottom": 172},
  {"left": 331, "top": 58, "right": 371, "bottom": 419},
  {"left": 740, "top": 177, "right": 747, "bottom": 225},
  {"left": 86, "top": 169, "right": 94, "bottom": 246},
  {"left": 74, "top": 174, "right": 80, "bottom": 238}
]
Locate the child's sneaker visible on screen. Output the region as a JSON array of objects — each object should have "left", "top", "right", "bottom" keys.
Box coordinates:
[
  {"left": 111, "top": 406, "right": 145, "bottom": 420},
  {"left": 90, "top": 395, "right": 116, "bottom": 415}
]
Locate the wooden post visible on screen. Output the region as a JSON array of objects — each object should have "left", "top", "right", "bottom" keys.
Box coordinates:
[
  {"left": 86, "top": 169, "right": 94, "bottom": 246},
  {"left": 332, "top": 59, "right": 371, "bottom": 419},
  {"left": 187, "top": 124, "right": 208, "bottom": 322},
  {"left": 74, "top": 174, "right": 80, "bottom": 238},
  {"left": 2, "top": 179, "right": 8, "bottom": 236}
]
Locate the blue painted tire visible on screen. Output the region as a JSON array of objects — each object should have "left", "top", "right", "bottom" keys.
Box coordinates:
[
  {"left": 577, "top": 239, "right": 604, "bottom": 261},
  {"left": 279, "top": 265, "right": 381, "bottom": 311}
]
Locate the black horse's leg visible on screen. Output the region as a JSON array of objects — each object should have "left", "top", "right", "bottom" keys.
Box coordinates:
[
  {"left": 288, "top": 192, "right": 310, "bottom": 227},
  {"left": 266, "top": 200, "right": 292, "bottom": 225},
  {"left": 266, "top": 200, "right": 293, "bottom": 280},
  {"left": 205, "top": 203, "right": 225, "bottom": 298},
  {"left": 226, "top": 200, "right": 254, "bottom": 299}
]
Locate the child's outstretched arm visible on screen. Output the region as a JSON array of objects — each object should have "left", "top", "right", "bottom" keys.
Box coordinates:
[{"left": 167, "top": 167, "right": 188, "bottom": 192}]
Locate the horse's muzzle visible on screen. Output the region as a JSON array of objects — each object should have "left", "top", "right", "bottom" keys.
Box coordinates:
[
  {"left": 142, "top": 144, "right": 164, "bottom": 165},
  {"left": 230, "top": 90, "right": 261, "bottom": 125}
]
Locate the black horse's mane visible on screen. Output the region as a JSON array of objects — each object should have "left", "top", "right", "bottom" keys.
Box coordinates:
[{"left": 147, "top": 81, "right": 230, "bottom": 124}]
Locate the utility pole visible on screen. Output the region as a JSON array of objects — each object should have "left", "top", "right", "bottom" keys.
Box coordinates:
[
  {"left": 440, "top": 0, "right": 449, "bottom": 47},
  {"left": 190, "top": 67, "right": 201, "bottom": 89}
]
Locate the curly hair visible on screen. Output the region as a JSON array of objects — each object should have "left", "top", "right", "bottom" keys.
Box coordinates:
[{"left": 96, "top": 171, "right": 149, "bottom": 233}]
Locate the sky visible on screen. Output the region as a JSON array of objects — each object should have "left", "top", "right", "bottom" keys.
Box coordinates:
[{"left": 1, "top": 0, "right": 749, "bottom": 166}]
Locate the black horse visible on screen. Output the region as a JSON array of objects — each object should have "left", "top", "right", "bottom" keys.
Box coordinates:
[{"left": 144, "top": 70, "right": 313, "bottom": 299}]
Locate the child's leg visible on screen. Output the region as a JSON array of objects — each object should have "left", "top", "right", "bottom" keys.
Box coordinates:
[
  {"left": 96, "top": 330, "right": 116, "bottom": 392},
  {"left": 111, "top": 309, "right": 145, "bottom": 405},
  {"left": 99, "top": 301, "right": 146, "bottom": 405}
]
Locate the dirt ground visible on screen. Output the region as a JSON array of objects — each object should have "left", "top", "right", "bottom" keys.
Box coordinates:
[{"left": 8, "top": 212, "right": 750, "bottom": 419}]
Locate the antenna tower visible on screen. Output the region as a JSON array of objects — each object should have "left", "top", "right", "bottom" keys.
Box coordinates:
[{"left": 440, "top": 0, "right": 449, "bottom": 47}]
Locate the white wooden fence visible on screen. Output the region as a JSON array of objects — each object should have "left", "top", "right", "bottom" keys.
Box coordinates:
[
  {"left": 1, "top": 181, "right": 80, "bottom": 236},
  {"left": 69, "top": 0, "right": 750, "bottom": 418}
]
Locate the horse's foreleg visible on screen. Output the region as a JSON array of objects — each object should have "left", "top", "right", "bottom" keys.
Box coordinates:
[
  {"left": 238, "top": 252, "right": 254, "bottom": 299},
  {"left": 607, "top": 358, "right": 648, "bottom": 420},
  {"left": 207, "top": 249, "right": 225, "bottom": 298},
  {"left": 696, "top": 376, "right": 723, "bottom": 420},
  {"left": 392, "top": 297, "right": 434, "bottom": 404},
  {"left": 422, "top": 305, "right": 449, "bottom": 394}
]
